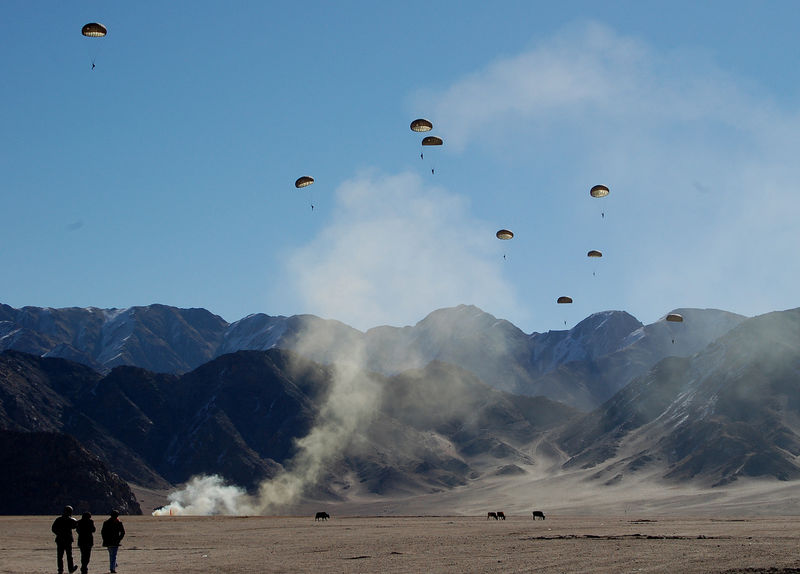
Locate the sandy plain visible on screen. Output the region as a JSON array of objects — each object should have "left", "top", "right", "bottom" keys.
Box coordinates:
[{"left": 4, "top": 513, "right": 800, "bottom": 574}]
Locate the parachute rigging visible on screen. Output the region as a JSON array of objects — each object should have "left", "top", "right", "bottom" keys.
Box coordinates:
[
  {"left": 294, "top": 176, "right": 316, "bottom": 210},
  {"left": 590, "top": 185, "right": 610, "bottom": 219},
  {"left": 421, "top": 136, "right": 443, "bottom": 173},
  {"left": 666, "top": 313, "right": 684, "bottom": 344},
  {"left": 81, "top": 23, "right": 107, "bottom": 69}
]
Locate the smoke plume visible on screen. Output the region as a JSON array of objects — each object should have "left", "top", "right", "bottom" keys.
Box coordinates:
[{"left": 154, "top": 339, "right": 382, "bottom": 516}]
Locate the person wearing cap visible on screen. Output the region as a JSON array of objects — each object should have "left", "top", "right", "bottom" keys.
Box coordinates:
[
  {"left": 51, "top": 505, "right": 79, "bottom": 574},
  {"left": 76, "top": 511, "right": 95, "bottom": 574},
  {"left": 101, "top": 510, "right": 125, "bottom": 573}
]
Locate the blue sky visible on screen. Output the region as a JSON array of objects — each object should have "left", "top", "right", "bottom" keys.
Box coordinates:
[{"left": 2, "top": 1, "right": 800, "bottom": 333}]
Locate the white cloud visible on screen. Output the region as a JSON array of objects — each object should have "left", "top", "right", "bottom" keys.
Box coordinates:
[
  {"left": 416, "top": 21, "right": 800, "bottom": 324},
  {"left": 285, "top": 170, "right": 521, "bottom": 330}
]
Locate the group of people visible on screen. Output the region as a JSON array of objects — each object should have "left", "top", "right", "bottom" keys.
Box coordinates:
[{"left": 51, "top": 506, "right": 125, "bottom": 574}]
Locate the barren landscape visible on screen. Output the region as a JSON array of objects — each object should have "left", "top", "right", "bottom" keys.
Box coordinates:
[{"left": 4, "top": 513, "right": 800, "bottom": 574}]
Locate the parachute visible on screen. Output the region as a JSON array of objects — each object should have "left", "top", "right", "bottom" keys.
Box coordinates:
[
  {"left": 666, "top": 313, "right": 684, "bottom": 344},
  {"left": 589, "top": 184, "right": 609, "bottom": 198},
  {"left": 496, "top": 229, "right": 514, "bottom": 240},
  {"left": 420, "top": 136, "right": 444, "bottom": 173},
  {"left": 557, "top": 296, "right": 573, "bottom": 304},
  {"left": 295, "top": 176, "right": 316, "bottom": 210},
  {"left": 421, "top": 136, "right": 443, "bottom": 146},
  {"left": 294, "top": 176, "right": 314, "bottom": 188},
  {"left": 82, "top": 23, "right": 107, "bottom": 37},
  {"left": 410, "top": 119, "right": 433, "bottom": 132},
  {"left": 587, "top": 250, "right": 602, "bottom": 258}
]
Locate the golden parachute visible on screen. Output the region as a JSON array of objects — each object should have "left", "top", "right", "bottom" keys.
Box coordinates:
[
  {"left": 81, "top": 23, "right": 107, "bottom": 37},
  {"left": 421, "top": 136, "right": 443, "bottom": 146},
  {"left": 589, "top": 184, "right": 610, "bottom": 198},
  {"left": 557, "top": 296, "right": 573, "bottom": 304},
  {"left": 496, "top": 229, "right": 514, "bottom": 240},
  {"left": 587, "top": 250, "right": 603, "bottom": 258},
  {"left": 410, "top": 119, "right": 433, "bottom": 132},
  {"left": 294, "top": 176, "right": 315, "bottom": 188},
  {"left": 666, "top": 313, "right": 684, "bottom": 322}
]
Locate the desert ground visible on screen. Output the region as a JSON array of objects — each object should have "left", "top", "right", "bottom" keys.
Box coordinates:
[{"left": 4, "top": 513, "right": 800, "bottom": 574}]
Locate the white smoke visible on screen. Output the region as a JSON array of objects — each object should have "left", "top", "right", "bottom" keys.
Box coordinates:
[
  {"left": 152, "top": 474, "right": 253, "bottom": 516},
  {"left": 155, "top": 169, "right": 504, "bottom": 515},
  {"left": 251, "top": 356, "right": 380, "bottom": 513},
  {"left": 154, "top": 341, "right": 382, "bottom": 516},
  {"left": 284, "top": 170, "right": 522, "bottom": 331}
]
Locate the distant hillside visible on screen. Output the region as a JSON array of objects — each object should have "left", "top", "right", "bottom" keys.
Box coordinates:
[
  {"left": 0, "top": 430, "right": 141, "bottom": 515},
  {"left": 0, "top": 302, "right": 747, "bottom": 410},
  {"left": 0, "top": 348, "right": 575, "bottom": 498},
  {"left": 556, "top": 308, "right": 800, "bottom": 486}
]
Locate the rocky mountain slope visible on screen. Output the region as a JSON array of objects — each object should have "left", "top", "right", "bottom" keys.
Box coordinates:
[
  {"left": 3, "top": 303, "right": 798, "bottom": 511},
  {"left": 0, "top": 348, "right": 576, "bottom": 499},
  {"left": 0, "top": 302, "right": 746, "bottom": 411},
  {"left": 557, "top": 308, "right": 800, "bottom": 486},
  {"left": 0, "top": 429, "right": 141, "bottom": 515}
]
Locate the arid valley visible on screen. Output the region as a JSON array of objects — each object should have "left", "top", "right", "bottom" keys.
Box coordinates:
[{"left": 4, "top": 513, "right": 800, "bottom": 574}]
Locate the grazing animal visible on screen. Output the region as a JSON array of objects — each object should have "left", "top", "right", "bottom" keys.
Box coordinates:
[
  {"left": 496, "top": 511, "right": 506, "bottom": 520},
  {"left": 315, "top": 511, "right": 330, "bottom": 521},
  {"left": 487, "top": 512, "right": 498, "bottom": 520},
  {"left": 532, "top": 510, "right": 546, "bottom": 520}
]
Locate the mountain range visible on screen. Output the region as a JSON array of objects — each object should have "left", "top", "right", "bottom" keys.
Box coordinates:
[
  {"left": 0, "top": 302, "right": 745, "bottom": 410},
  {"left": 2, "top": 302, "right": 799, "bottom": 514}
]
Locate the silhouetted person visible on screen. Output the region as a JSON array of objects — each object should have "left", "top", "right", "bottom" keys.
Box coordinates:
[
  {"left": 51, "top": 505, "right": 79, "bottom": 574},
  {"left": 76, "top": 512, "right": 95, "bottom": 574},
  {"left": 101, "top": 510, "right": 125, "bottom": 573}
]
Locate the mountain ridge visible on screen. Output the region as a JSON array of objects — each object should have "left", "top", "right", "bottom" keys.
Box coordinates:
[{"left": 0, "top": 302, "right": 747, "bottom": 411}]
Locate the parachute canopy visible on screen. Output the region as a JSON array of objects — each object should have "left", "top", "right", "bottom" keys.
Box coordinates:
[
  {"left": 589, "top": 184, "right": 610, "bottom": 198},
  {"left": 557, "top": 296, "right": 573, "bottom": 304},
  {"left": 496, "top": 229, "right": 514, "bottom": 240},
  {"left": 82, "top": 23, "right": 107, "bottom": 37},
  {"left": 410, "top": 119, "right": 433, "bottom": 132},
  {"left": 421, "top": 136, "right": 443, "bottom": 146},
  {"left": 294, "top": 176, "right": 314, "bottom": 188},
  {"left": 666, "top": 313, "right": 684, "bottom": 322},
  {"left": 587, "top": 250, "right": 603, "bottom": 258}
]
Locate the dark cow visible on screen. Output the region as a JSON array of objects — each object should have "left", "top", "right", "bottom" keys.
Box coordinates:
[
  {"left": 496, "top": 511, "right": 506, "bottom": 520},
  {"left": 532, "top": 510, "right": 546, "bottom": 520},
  {"left": 315, "top": 511, "right": 330, "bottom": 521},
  {"left": 487, "top": 512, "right": 498, "bottom": 520}
]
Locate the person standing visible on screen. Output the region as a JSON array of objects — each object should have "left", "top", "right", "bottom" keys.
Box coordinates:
[
  {"left": 76, "top": 512, "right": 95, "bottom": 574},
  {"left": 51, "top": 505, "right": 79, "bottom": 574},
  {"left": 101, "top": 510, "right": 125, "bottom": 573}
]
